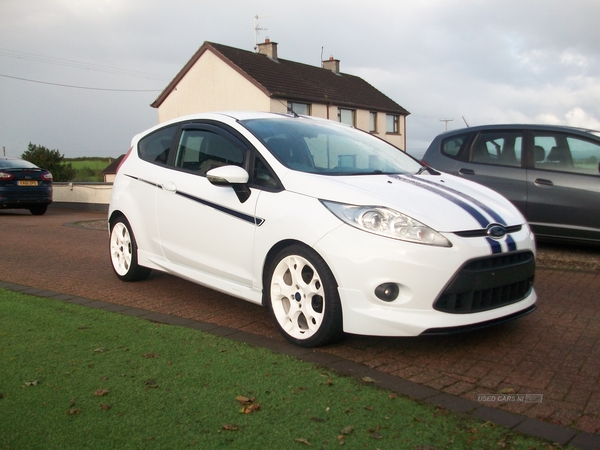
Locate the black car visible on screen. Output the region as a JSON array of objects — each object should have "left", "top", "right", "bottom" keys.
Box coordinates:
[
  {"left": 0, "top": 157, "right": 53, "bottom": 215},
  {"left": 422, "top": 124, "right": 600, "bottom": 244}
]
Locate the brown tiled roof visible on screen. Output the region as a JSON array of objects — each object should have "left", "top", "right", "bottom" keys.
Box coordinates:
[{"left": 151, "top": 42, "right": 409, "bottom": 115}]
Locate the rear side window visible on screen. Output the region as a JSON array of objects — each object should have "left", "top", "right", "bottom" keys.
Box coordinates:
[
  {"left": 470, "top": 131, "right": 523, "bottom": 167},
  {"left": 441, "top": 133, "right": 470, "bottom": 158},
  {"left": 138, "top": 125, "right": 178, "bottom": 165}
]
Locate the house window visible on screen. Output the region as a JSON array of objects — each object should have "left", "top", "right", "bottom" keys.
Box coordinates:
[
  {"left": 287, "top": 102, "right": 310, "bottom": 116},
  {"left": 369, "top": 112, "right": 377, "bottom": 133},
  {"left": 338, "top": 108, "right": 355, "bottom": 126},
  {"left": 386, "top": 114, "right": 399, "bottom": 134}
]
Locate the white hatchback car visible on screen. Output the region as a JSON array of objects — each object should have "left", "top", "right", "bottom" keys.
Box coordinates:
[{"left": 108, "top": 112, "right": 536, "bottom": 347}]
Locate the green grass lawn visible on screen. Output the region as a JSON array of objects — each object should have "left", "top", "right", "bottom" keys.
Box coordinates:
[
  {"left": 65, "top": 158, "right": 113, "bottom": 182},
  {"left": 0, "top": 289, "right": 563, "bottom": 449}
]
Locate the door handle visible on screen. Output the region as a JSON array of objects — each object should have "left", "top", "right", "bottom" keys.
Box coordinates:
[
  {"left": 534, "top": 178, "right": 553, "bottom": 186},
  {"left": 458, "top": 168, "right": 475, "bottom": 175},
  {"left": 161, "top": 181, "right": 177, "bottom": 192}
]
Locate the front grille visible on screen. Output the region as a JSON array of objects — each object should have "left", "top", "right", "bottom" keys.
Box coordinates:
[{"left": 433, "top": 251, "right": 535, "bottom": 314}]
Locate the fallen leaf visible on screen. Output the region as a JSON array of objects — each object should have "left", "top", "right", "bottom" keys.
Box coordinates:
[
  {"left": 362, "top": 377, "right": 377, "bottom": 383},
  {"left": 94, "top": 348, "right": 105, "bottom": 353},
  {"left": 340, "top": 426, "right": 354, "bottom": 435},
  {"left": 371, "top": 431, "right": 383, "bottom": 439},
  {"left": 222, "top": 424, "right": 238, "bottom": 431},
  {"left": 388, "top": 393, "right": 397, "bottom": 400},
  {"left": 235, "top": 395, "right": 256, "bottom": 405},
  {"left": 499, "top": 387, "right": 515, "bottom": 394},
  {"left": 240, "top": 403, "right": 260, "bottom": 414},
  {"left": 294, "top": 438, "right": 311, "bottom": 446},
  {"left": 101, "top": 404, "right": 111, "bottom": 410},
  {"left": 364, "top": 405, "right": 373, "bottom": 411},
  {"left": 309, "top": 417, "right": 324, "bottom": 423},
  {"left": 143, "top": 353, "right": 160, "bottom": 359},
  {"left": 69, "top": 398, "right": 76, "bottom": 407},
  {"left": 23, "top": 381, "right": 38, "bottom": 387},
  {"left": 67, "top": 408, "right": 81, "bottom": 415},
  {"left": 93, "top": 389, "right": 109, "bottom": 397}
]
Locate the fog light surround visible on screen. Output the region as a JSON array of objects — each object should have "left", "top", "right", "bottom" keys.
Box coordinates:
[{"left": 375, "top": 283, "right": 400, "bottom": 302}]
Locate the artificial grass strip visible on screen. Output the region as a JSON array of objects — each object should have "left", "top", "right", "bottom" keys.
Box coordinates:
[{"left": 0, "top": 289, "right": 559, "bottom": 449}]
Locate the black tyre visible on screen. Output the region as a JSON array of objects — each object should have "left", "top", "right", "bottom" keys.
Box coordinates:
[
  {"left": 109, "top": 216, "right": 151, "bottom": 282},
  {"left": 29, "top": 205, "right": 48, "bottom": 215},
  {"left": 266, "top": 244, "right": 343, "bottom": 347}
]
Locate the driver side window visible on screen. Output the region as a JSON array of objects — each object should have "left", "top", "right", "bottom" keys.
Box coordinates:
[{"left": 175, "top": 129, "right": 244, "bottom": 176}]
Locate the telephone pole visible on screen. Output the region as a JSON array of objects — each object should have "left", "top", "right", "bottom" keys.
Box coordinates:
[{"left": 439, "top": 118, "right": 453, "bottom": 131}]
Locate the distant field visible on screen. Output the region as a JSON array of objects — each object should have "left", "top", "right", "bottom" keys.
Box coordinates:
[{"left": 65, "top": 157, "right": 114, "bottom": 182}]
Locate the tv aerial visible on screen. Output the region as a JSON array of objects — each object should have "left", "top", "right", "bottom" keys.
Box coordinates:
[{"left": 254, "top": 15, "right": 271, "bottom": 51}]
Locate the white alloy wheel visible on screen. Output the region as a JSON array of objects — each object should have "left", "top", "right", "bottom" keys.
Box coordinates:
[
  {"left": 109, "top": 217, "right": 151, "bottom": 282},
  {"left": 267, "top": 245, "right": 342, "bottom": 347}
]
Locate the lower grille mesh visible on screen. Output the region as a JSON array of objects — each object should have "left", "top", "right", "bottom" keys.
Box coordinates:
[{"left": 434, "top": 251, "right": 535, "bottom": 314}]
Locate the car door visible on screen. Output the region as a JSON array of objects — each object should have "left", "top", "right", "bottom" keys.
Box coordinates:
[
  {"left": 456, "top": 130, "right": 528, "bottom": 216},
  {"left": 155, "top": 124, "right": 260, "bottom": 286},
  {"left": 526, "top": 131, "right": 600, "bottom": 241}
]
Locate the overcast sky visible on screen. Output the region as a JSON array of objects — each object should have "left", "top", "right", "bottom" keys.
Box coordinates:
[{"left": 1, "top": 0, "right": 599, "bottom": 159}]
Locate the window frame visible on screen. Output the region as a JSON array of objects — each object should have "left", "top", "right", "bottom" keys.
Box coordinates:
[
  {"left": 386, "top": 114, "right": 399, "bottom": 134},
  {"left": 337, "top": 108, "right": 356, "bottom": 126},
  {"left": 369, "top": 112, "right": 377, "bottom": 133},
  {"left": 287, "top": 101, "right": 310, "bottom": 116}
]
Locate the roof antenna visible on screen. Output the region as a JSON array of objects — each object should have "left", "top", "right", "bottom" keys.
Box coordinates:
[
  {"left": 254, "top": 15, "right": 270, "bottom": 51},
  {"left": 462, "top": 116, "right": 470, "bottom": 127}
]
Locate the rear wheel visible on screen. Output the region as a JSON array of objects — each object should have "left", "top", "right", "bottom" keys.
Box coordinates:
[
  {"left": 266, "top": 244, "right": 343, "bottom": 347},
  {"left": 29, "top": 205, "right": 48, "bottom": 215},
  {"left": 109, "top": 216, "right": 151, "bottom": 281}
]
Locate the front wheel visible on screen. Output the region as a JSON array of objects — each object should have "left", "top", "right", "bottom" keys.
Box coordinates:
[
  {"left": 109, "top": 216, "right": 151, "bottom": 282},
  {"left": 266, "top": 244, "right": 343, "bottom": 347}
]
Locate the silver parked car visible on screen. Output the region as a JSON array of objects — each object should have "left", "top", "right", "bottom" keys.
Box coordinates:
[{"left": 422, "top": 124, "right": 600, "bottom": 244}]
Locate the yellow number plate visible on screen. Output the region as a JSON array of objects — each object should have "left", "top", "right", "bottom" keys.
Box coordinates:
[{"left": 18, "top": 180, "right": 39, "bottom": 186}]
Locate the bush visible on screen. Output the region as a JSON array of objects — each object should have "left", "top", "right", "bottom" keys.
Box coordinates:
[{"left": 21, "top": 143, "right": 76, "bottom": 182}]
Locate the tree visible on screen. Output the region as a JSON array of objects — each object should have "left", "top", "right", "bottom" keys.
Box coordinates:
[{"left": 21, "top": 143, "right": 76, "bottom": 182}]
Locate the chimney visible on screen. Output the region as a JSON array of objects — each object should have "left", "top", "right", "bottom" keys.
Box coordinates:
[
  {"left": 322, "top": 56, "right": 340, "bottom": 74},
  {"left": 257, "top": 38, "right": 278, "bottom": 61}
]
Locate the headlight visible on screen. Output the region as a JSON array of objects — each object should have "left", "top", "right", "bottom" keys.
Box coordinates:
[{"left": 321, "top": 200, "right": 451, "bottom": 247}]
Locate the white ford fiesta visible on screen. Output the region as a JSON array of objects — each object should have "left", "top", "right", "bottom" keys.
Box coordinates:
[{"left": 108, "top": 112, "right": 536, "bottom": 347}]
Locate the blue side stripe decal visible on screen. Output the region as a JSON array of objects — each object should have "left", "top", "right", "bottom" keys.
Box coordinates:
[
  {"left": 393, "top": 175, "right": 490, "bottom": 228},
  {"left": 176, "top": 191, "right": 264, "bottom": 226},
  {"left": 128, "top": 175, "right": 264, "bottom": 226}
]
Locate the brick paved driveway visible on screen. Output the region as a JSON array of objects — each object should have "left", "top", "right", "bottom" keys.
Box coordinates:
[{"left": 2, "top": 207, "right": 600, "bottom": 436}]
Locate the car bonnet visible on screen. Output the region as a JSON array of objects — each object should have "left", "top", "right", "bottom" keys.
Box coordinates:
[{"left": 281, "top": 171, "right": 526, "bottom": 233}]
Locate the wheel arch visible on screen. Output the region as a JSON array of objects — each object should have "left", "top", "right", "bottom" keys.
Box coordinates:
[
  {"left": 260, "top": 239, "right": 340, "bottom": 307},
  {"left": 108, "top": 209, "right": 126, "bottom": 227}
]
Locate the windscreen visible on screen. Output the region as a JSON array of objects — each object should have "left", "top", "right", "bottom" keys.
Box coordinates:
[
  {"left": 0, "top": 159, "right": 39, "bottom": 169},
  {"left": 241, "top": 117, "right": 422, "bottom": 175}
]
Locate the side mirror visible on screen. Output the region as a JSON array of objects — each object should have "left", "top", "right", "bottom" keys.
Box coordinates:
[{"left": 207, "top": 165, "right": 251, "bottom": 203}]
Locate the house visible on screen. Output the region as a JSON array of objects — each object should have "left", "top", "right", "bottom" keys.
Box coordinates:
[
  {"left": 151, "top": 40, "right": 410, "bottom": 150},
  {"left": 102, "top": 154, "right": 125, "bottom": 182}
]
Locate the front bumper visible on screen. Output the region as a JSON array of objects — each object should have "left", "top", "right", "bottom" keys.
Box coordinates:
[{"left": 313, "top": 223, "right": 537, "bottom": 337}]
